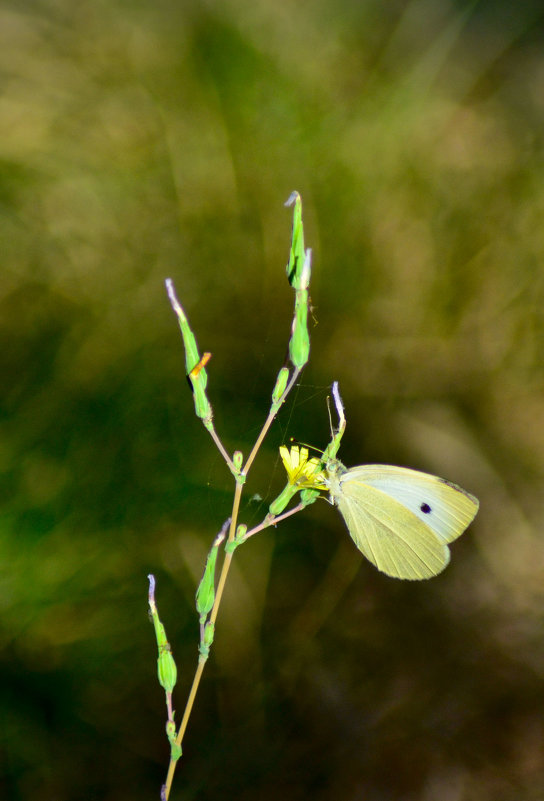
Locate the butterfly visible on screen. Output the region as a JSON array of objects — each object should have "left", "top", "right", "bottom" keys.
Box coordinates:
[
  {"left": 324, "top": 458, "right": 479, "bottom": 580},
  {"left": 280, "top": 376, "right": 479, "bottom": 582}
]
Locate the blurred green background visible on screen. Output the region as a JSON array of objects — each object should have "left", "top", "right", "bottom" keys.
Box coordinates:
[{"left": 2, "top": 0, "right": 544, "bottom": 799}]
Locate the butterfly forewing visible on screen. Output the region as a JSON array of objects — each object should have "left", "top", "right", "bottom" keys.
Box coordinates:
[{"left": 341, "top": 465, "right": 479, "bottom": 545}]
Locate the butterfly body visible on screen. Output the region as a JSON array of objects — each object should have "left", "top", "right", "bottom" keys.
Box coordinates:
[{"left": 324, "top": 459, "right": 479, "bottom": 580}]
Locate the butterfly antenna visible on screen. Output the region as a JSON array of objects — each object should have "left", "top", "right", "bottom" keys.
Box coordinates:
[
  {"left": 326, "top": 395, "right": 334, "bottom": 438},
  {"left": 289, "top": 436, "right": 323, "bottom": 456}
]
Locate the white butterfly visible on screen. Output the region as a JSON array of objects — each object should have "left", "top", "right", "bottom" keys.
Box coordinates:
[{"left": 279, "top": 382, "right": 479, "bottom": 580}]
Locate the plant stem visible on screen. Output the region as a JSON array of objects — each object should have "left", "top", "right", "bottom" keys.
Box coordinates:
[
  {"left": 160, "top": 194, "right": 313, "bottom": 799},
  {"left": 162, "top": 656, "right": 205, "bottom": 799},
  {"left": 162, "top": 366, "right": 305, "bottom": 798},
  {"left": 243, "top": 368, "right": 300, "bottom": 476},
  {"left": 162, "top": 481, "right": 244, "bottom": 799},
  {"left": 208, "top": 483, "right": 243, "bottom": 625},
  {"left": 206, "top": 424, "right": 236, "bottom": 473},
  {"left": 241, "top": 501, "right": 307, "bottom": 542}
]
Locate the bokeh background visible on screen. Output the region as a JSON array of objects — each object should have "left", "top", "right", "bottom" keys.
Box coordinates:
[{"left": 3, "top": 0, "right": 544, "bottom": 799}]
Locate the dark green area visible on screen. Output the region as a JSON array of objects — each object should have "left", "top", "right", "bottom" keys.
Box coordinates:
[{"left": 2, "top": 1, "right": 544, "bottom": 799}]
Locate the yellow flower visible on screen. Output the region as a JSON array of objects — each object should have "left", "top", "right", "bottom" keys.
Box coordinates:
[{"left": 279, "top": 445, "right": 328, "bottom": 490}]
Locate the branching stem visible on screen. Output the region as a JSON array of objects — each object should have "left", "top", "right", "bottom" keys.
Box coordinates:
[{"left": 160, "top": 196, "right": 311, "bottom": 800}]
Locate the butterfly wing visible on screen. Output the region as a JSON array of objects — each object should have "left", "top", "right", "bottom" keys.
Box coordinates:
[
  {"left": 344, "top": 465, "right": 479, "bottom": 544},
  {"left": 335, "top": 482, "right": 450, "bottom": 579},
  {"left": 330, "top": 464, "right": 478, "bottom": 580}
]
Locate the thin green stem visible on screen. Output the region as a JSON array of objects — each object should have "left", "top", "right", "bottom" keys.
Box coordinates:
[
  {"left": 159, "top": 194, "right": 314, "bottom": 800},
  {"left": 240, "top": 500, "right": 307, "bottom": 543},
  {"left": 162, "top": 482, "right": 244, "bottom": 799},
  {"left": 162, "top": 370, "right": 305, "bottom": 799},
  {"left": 162, "top": 658, "right": 206, "bottom": 799},
  {"left": 206, "top": 424, "right": 236, "bottom": 473},
  {"left": 164, "top": 367, "right": 304, "bottom": 797},
  {"left": 208, "top": 483, "right": 243, "bottom": 625},
  {"left": 243, "top": 368, "right": 300, "bottom": 477}
]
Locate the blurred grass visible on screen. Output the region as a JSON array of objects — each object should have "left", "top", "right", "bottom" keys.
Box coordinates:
[{"left": 2, "top": 0, "right": 544, "bottom": 799}]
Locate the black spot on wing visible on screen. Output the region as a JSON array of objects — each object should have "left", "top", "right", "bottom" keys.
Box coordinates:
[{"left": 420, "top": 502, "right": 432, "bottom": 514}]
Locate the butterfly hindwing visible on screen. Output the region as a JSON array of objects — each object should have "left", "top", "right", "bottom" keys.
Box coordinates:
[{"left": 336, "top": 479, "right": 450, "bottom": 579}]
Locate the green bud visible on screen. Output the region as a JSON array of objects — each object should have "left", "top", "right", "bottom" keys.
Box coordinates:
[
  {"left": 271, "top": 367, "right": 290, "bottom": 404},
  {"left": 165, "top": 279, "right": 213, "bottom": 424},
  {"left": 236, "top": 523, "right": 247, "bottom": 541},
  {"left": 157, "top": 642, "right": 178, "bottom": 693},
  {"left": 203, "top": 621, "right": 215, "bottom": 647},
  {"left": 166, "top": 722, "right": 182, "bottom": 762},
  {"left": 289, "top": 250, "right": 311, "bottom": 369},
  {"left": 191, "top": 379, "right": 212, "bottom": 424},
  {"left": 198, "top": 622, "right": 215, "bottom": 661},
  {"left": 289, "top": 299, "right": 310, "bottom": 368},
  {"left": 195, "top": 540, "right": 221, "bottom": 622},
  {"left": 269, "top": 483, "right": 299, "bottom": 516},
  {"left": 148, "top": 576, "right": 178, "bottom": 693},
  {"left": 225, "top": 523, "right": 247, "bottom": 553},
  {"left": 229, "top": 456, "right": 246, "bottom": 483},
  {"left": 284, "top": 192, "right": 305, "bottom": 287},
  {"left": 233, "top": 451, "right": 243, "bottom": 472}
]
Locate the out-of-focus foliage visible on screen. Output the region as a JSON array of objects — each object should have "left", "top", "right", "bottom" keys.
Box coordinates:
[{"left": 2, "top": 0, "right": 544, "bottom": 799}]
